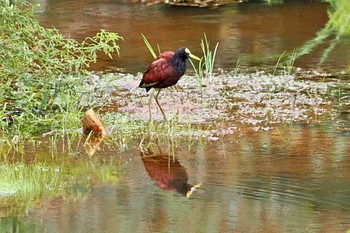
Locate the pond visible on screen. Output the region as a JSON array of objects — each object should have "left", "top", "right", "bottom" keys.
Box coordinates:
[
  {"left": 32, "top": 0, "right": 350, "bottom": 73},
  {"left": 1, "top": 0, "right": 350, "bottom": 232},
  {"left": 1, "top": 124, "right": 350, "bottom": 232}
]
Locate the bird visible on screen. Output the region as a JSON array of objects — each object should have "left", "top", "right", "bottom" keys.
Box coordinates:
[{"left": 139, "top": 47, "right": 201, "bottom": 121}]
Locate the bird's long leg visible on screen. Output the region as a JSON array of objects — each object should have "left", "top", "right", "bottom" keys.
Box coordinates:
[
  {"left": 148, "top": 89, "right": 154, "bottom": 121},
  {"left": 155, "top": 89, "right": 167, "bottom": 121}
]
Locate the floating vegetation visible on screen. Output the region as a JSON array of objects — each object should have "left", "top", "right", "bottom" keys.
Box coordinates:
[{"left": 85, "top": 71, "right": 332, "bottom": 133}]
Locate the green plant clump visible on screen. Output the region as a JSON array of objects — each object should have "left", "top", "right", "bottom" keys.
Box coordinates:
[{"left": 0, "top": 1, "right": 122, "bottom": 138}]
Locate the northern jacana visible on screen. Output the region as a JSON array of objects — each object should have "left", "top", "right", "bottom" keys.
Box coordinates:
[{"left": 139, "top": 47, "right": 201, "bottom": 120}]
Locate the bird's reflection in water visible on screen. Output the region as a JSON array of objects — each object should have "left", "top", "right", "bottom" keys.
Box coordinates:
[{"left": 140, "top": 142, "right": 201, "bottom": 198}]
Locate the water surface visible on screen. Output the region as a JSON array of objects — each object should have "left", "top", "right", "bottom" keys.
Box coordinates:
[
  {"left": 2, "top": 124, "right": 350, "bottom": 232},
  {"left": 32, "top": 0, "right": 350, "bottom": 73}
]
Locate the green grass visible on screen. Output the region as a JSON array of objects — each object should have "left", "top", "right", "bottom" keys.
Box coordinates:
[
  {"left": 273, "top": 49, "right": 297, "bottom": 75},
  {"left": 200, "top": 34, "right": 219, "bottom": 79},
  {"left": 101, "top": 112, "right": 211, "bottom": 151},
  {"left": 189, "top": 34, "right": 219, "bottom": 90},
  {"left": 142, "top": 33, "right": 160, "bottom": 59}
]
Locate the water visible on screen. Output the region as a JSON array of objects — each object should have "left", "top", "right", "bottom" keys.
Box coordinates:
[
  {"left": 2, "top": 0, "right": 350, "bottom": 232},
  {"left": 1, "top": 124, "right": 350, "bottom": 232},
  {"left": 32, "top": 0, "right": 350, "bottom": 73}
]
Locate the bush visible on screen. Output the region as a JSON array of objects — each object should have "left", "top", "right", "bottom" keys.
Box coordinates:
[{"left": 0, "top": 1, "right": 122, "bottom": 135}]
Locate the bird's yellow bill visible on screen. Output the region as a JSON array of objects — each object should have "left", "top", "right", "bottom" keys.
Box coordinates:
[
  {"left": 186, "top": 183, "right": 202, "bottom": 198},
  {"left": 189, "top": 53, "right": 201, "bottom": 61}
]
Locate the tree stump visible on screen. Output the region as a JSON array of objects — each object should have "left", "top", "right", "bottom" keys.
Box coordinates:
[
  {"left": 81, "top": 108, "right": 106, "bottom": 156},
  {"left": 81, "top": 108, "right": 106, "bottom": 136}
]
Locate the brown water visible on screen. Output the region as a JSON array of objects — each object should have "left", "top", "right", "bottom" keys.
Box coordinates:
[
  {"left": 32, "top": 0, "right": 350, "bottom": 73},
  {"left": 2, "top": 1, "right": 350, "bottom": 232},
  {"left": 2, "top": 124, "right": 350, "bottom": 232}
]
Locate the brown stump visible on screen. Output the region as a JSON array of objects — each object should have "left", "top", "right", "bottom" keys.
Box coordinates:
[
  {"left": 81, "top": 108, "right": 106, "bottom": 136},
  {"left": 81, "top": 108, "right": 106, "bottom": 156}
]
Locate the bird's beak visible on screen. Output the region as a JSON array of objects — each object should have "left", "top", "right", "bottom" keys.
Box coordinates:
[
  {"left": 189, "top": 53, "right": 201, "bottom": 61},
  {"left": 186, "top": 183, "right": 202, "bottom": 198}
]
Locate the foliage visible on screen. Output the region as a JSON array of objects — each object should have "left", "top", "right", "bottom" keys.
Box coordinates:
[
  {"left": 264, "top": 0, "right": 284, "bottom": 5},
  {"left": 0, "top": 1, "right": 122, "bottom": 137},
  {"left": 273, "top": 49, "right": 297, "bottom": 75},
  {"left": 142, "top": 33, "right": 159, "bottom": 59},
  {"left": 189, "top": 33, "right": 219, "bottom": 90},
  {"left": 0, "top": 2, "right": 122, "bottom": 77}
]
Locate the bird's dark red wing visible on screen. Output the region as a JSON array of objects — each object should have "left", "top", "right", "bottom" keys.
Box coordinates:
[{"left": 139, "top": 51, "right": 179, "bottom": 88}]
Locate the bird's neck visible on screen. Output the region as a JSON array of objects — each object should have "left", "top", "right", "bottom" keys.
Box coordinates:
[{"left": 169, "top": 55, "right": 187, "bottom": 75}]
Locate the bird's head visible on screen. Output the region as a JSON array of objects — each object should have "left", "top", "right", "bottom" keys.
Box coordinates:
[{"left": 176, "top": 48, "right": 201, "bottom": 61}]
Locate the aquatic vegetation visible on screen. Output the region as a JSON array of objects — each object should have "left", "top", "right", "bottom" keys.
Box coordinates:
[
  {"left": 200, "top": 33, "right": 219, "bottom": 79},
  {"left": 88, "top": 71, "right": 331, "bottom": 134},
  {"left": 100, "top": 111, "right": 211, "bottom": 153},
  {"left": 189, "top": 33, "right": 219, "bottom": 90},
  {"left": 273, "top": 49, "right": 297, "bottom": 75},
  {"left": 264, "top": 0, "right": 283, "bottom": 5},
  {"left": 142, "top": 33, "right": 160, "bottom": 59}
]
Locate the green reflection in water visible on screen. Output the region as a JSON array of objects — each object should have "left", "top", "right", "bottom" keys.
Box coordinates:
[
  {"left": 297, "top": 0, "right": 350, "bottom": 65},
  {"left": 0, "top": 158, "right": 120, "bottom": 217}
]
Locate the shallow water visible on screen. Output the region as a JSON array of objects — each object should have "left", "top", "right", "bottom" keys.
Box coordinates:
[{"left": 1, "top": 124, "right": 350, "bottom": 232}]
